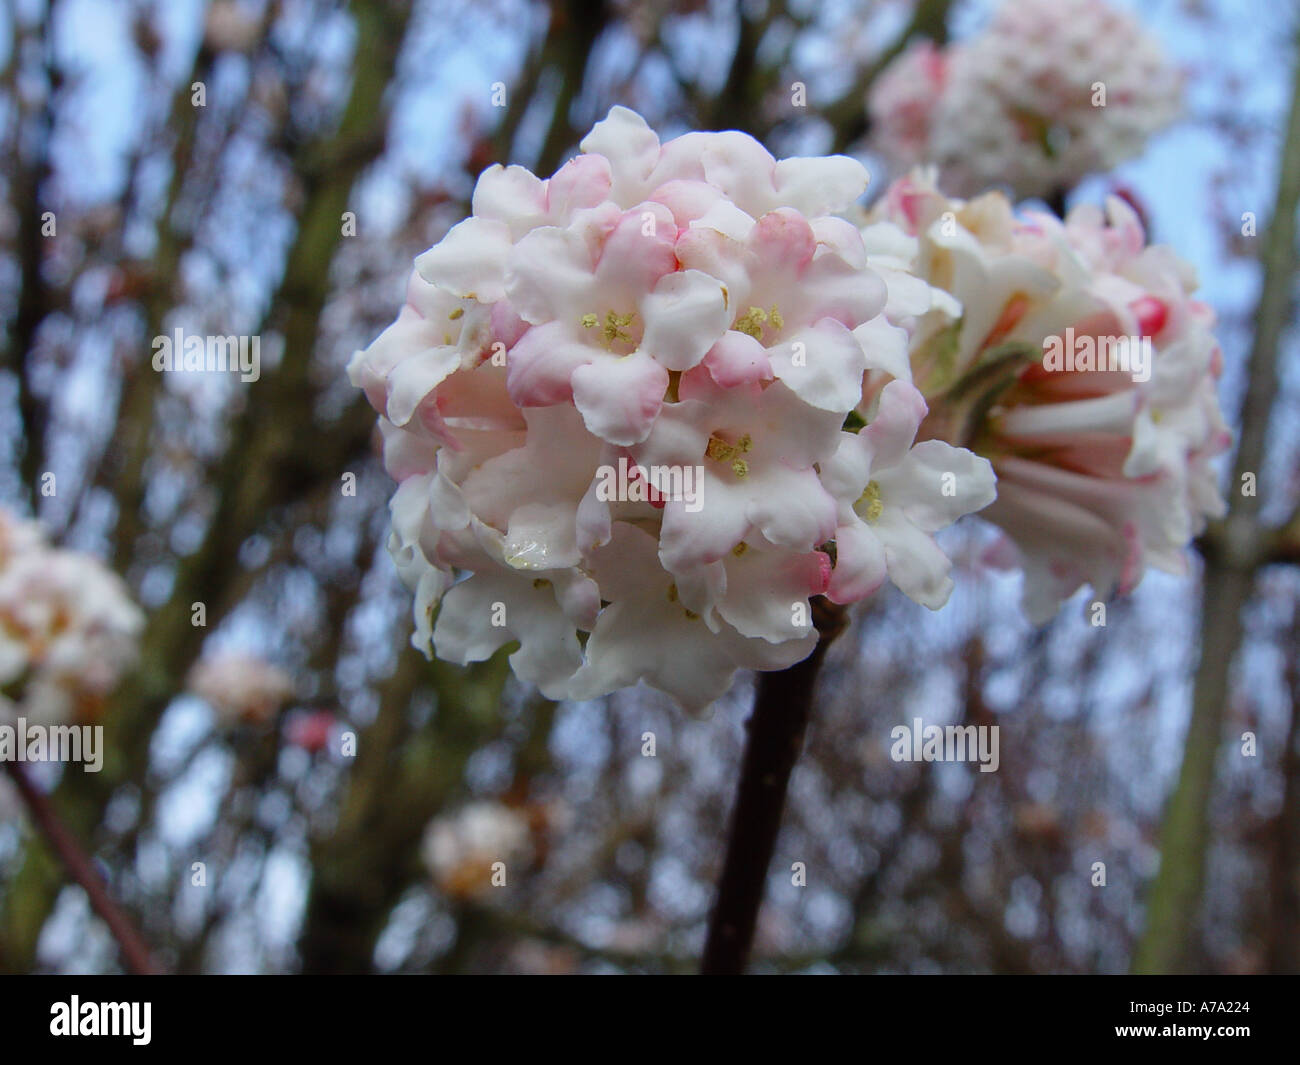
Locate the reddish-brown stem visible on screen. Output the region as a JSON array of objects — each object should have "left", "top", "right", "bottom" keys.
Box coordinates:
[{"left": 4, "top": 759, "right": 160, "bottom": 974}]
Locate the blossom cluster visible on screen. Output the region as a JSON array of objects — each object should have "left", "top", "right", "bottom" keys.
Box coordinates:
[
  {"left": 0, "top": 508, "right": 145, "bottom": 725},
  {"left": 863, "top": 169, "right": 1229, "bottom": 621},
  {"left": 188, "top": 651, "right": 294, "bottom": 728},
  {"left": 868, "top": 0, "right": 1182, "bottom": 200},
  {"left": 348, "top": 107, "right": 997, "bottom": 708},
  {"left": 421, "top": 800, "right": 545, "bottom": 900}
]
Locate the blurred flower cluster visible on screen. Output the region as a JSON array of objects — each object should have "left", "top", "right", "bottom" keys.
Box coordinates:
[
  {"left": 349, "top": 107, "right": 995, "bottom": 708},
  {"left": 188, "top": 651, "right": 294, "bottom": 729},
  {"left": 868, "top": 0, "right": 1182, "bottom": 200},
  {"left": 421, "top": 799, "right": 560, "bottom": 899},
  {"left": 0, "top": 509, "right": 145, "bottom": 726},
  {"left": 864, "top": 169, "right": 1229, "bottom": 621}
]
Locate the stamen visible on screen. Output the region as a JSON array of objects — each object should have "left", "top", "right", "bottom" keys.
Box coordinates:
[
  {"left": 858, "top": 480, "right": 884, "bottom": 524},
  {"left": 733, "top": 306, "right": 768, "bottom": 339},
  {"left": 603, "top": 310, "right": 636, "bottom": 345}
]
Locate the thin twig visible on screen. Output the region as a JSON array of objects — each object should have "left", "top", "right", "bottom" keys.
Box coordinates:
[{"left": 4, "top": 759, "right": 160, "bottom": 974}]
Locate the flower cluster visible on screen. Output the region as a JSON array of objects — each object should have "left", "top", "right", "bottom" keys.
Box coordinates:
[
  {"left": 865, "top": 169, "right": 1229, "bottom": 621},
  {"left": 188, "top": 651, "right": 294, "bottom": 728},
  {"left": 0, "top": 509, "right": 145, "bottom": 725},
  {"left": 868, "top": 0, "right": 1182, "bottom": 200},
  {"left": 349, "top": 107, "right": 996, "bottom": 708},
  {"left": 421, "top": 800, "right": 538, "bottom": 899}
]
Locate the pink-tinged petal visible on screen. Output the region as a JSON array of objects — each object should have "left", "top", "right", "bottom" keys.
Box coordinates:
[
  {"left": 749, "top": 208, "right": 817, "bottom": 272},
  {"left": 417, "top": 361, "right": 524, "bottom": 447},
  {"left": 593, "top": 204, "right": 678, "bottom": 305},
  {"left": 853, "top": 316, "right": 915, "bottom": 383},
  {"left": 567, "top": 523, "right": 817, "bottom": 710},
  {"left": 427, "top": 462, "right": 472, "bottom": 531},
  {"left": 802, "top": 247, "right": 889, "bottom": 328},
  {"left": 716, "top": 548, "right": 825, "bottom": 642},
  {"left": 860, "top": 379, "right": 927, "bottom": 471},
  {"left": 545, "top": 153, "right": 613, "bottom": 219},
  {"left": 490, "top": 302, "right": 529, "bottom": 349},
  {"left": 879, "top": 441, "right": 997, "bottom": 532},
  {"left": 460, "top": 404, "right": 604, "bottom": 568},
  {"left": 505, "top": 321, "right": 591, "bottom": 407},
  {"left": 699, "top": 331, "right": 774, "bottom": 388},
  {"left": 769, "top": 318, "right": 867, "bottom": 412},
  {"left": 505, "top": 226, "right": 596, "bottom": 324},
  {"left": 820, "top": 431, "right": 873, "bottom": 503},
  {"left": 812, "top": 216, "right": 869, "bottom": 269},
  {"left": 415, "top": 217, "right": 512, "bottom": 302},
  {"left": 695, "top": 132, "right": 780, "bottom": 215},
  {"left": 579, "top": 106, "right": 662, "bottom": 206},
  {"left": 828, "top": 519, "right": 888, "bottom": 604},
  {"left": 656, "top": 480, "right": 752, "bottom": 569},
  {"left": 773, "top": 155, "right": 870, "bottom": 216},
  {"left": 388, "top": 474, "right": 434, "bottom": 580},
  {"left": 674, "top": 223, "right": 754, "bottom": 303},
  {"left": 640, "top": 270, "right": 731, "bottom": 372},
  {"left": 631, "top": 394, "right": 712, "bottom": 468},
  {"left": 411, "top": 566, "right": 453, "bottom": 654},
  {"left": 432, "top": 568, "right": 586, "bottom": 700},
  {"left": 748, "top": 465, "right": 838, "bottom": 551},
  {"left": 385, "top": 345, "right": 464, "bottom": 428},
  {"left": 997, "top": 390, "right": 1138, "bottom": 439},
  {"left": 871, "top": 507, "right": 955, "bottom": 609},
  {"left": 379, "top": 417, "right": 438, "bottom": 481},
  {"left": 748, "top": 379, "right": 848, "bottom": 467},
  {"left": 648, "top": 178, "right": 726, "bottom": 227},
  {"left": 471, "top": 164, "right": 548, "bottom": 235},
  {"left": 571, "top": 351, "right": 668, "bottom": 446}
]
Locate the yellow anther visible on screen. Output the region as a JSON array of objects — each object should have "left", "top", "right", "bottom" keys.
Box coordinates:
[
  {"left": 580, "top": 313, "right": 599, "bottom": 329},
  {"left": 858, "top": 480, "right": 884, "bottom": 524},
  {"left": 448, "top": 307, "right": 465, "bottom": 321},
  {"left": 603, "top": 310, "right": 636, "bottom": 345},
  {"left": 731, "top": 459, "right": 749, "bottom": 478},
  {"left": 706, "top": 434, "right": 740, "bottom": 463},
  {"left": 733, "top": 306, "right": 768, "bottom": 339},
  {"left": 733, "top": 304, "right": 783, "bottom": 339},
  {"left": 731, "top": 542, "right": 748, "bottom": 557}
]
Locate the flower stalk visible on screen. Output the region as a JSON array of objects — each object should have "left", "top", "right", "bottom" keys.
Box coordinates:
[{"left": 702, "top": 598, "right": 848, "bottom": 975}]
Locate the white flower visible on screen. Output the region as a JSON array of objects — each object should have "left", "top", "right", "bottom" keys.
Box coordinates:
[
  {"left": 421, "top": 801, "right": 534, "bottom": 899},
  {"left": 0, "top": 508, "right": 144, "bottom": 725},
  {"left": 188, "top": 652, "right": 294, "bottom": 728},
  {"left": 822, "top": 380, "right": 996, "bottom": 609}
]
